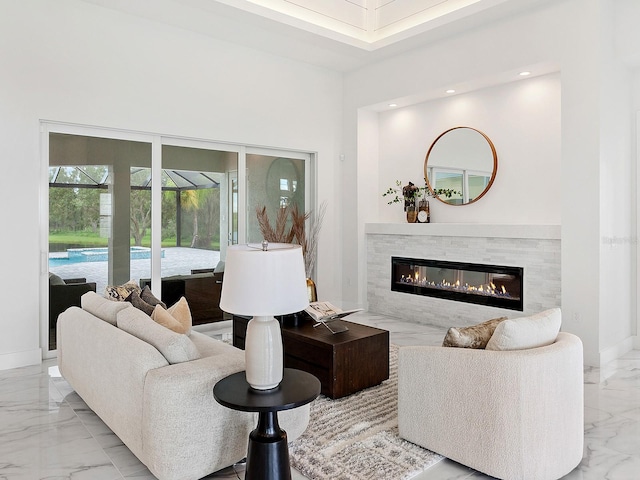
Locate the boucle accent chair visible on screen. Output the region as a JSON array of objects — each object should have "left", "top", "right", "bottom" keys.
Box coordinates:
[
  {"left": 398, "top": 332, "right": 584, "bottom": 480},
  {"left": 57, "top": 293, "right": 309, "bottom": 480}
]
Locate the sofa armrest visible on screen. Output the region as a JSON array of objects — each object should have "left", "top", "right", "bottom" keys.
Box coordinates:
[
  {"left": 141, "top": 348, "right": 251, "bottom": 480},
  {"left": 142, "top": 340, "right": 310, "bottom": 480},
  {"left": 398, "top": 332, "right": 583, "bottom": 480},
  {"left": 57, "top": 307, "right": 169, "bottom": 461}
]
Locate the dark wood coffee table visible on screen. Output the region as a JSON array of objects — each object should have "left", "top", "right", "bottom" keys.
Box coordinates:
[{"left": 233, "top": 315, "right": 389, "bottom": 399}]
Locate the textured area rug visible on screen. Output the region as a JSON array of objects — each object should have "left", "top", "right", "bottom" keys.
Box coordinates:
[{"left": 289, "top": 345, "right": 443, "bottom": 480}]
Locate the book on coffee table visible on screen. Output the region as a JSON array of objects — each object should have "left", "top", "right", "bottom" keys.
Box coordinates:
[{"left": 305, "top": 302, "right": 363, "bottom": 333}]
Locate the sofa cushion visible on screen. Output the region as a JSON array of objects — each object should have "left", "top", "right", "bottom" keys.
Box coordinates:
[
  {"left": 486, "top": 308, "right": 562, "bottom": 351},
  {"left": 140, "top": 285, "right": 167, "bottom": 309},
  {"left": 116, "top": 307, "right": 200, "bottom": 364},
  {"left": 105, "top": 279, "right": 141, "bottom": 301},
  {"left": 442, "top": 316, "right": 507, "bottom": 349},
  {"left": 126, "top": 290, "right": 155, "bottom": 316},
  {"left": 81, "top": 291, "right": 132, "bottom": 325}
]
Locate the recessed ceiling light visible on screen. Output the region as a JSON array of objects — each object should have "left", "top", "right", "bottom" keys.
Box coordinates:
[
  {"left": 519, "top": 71, "right": 531, "bottom": 76},
  {"left": 446, "top": 89, "right": 455, "bottom": 94},
  {"left": 388, "top": 103, "right": 398, "bottom": 107}
]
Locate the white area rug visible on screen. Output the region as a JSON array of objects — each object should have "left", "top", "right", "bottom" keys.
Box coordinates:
[{"left": 289, "top": 345, "right": 443, "bottom": 480}]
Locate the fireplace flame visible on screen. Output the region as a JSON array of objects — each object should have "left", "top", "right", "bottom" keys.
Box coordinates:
[{"left": 398, "top": 269, "right": 516, "bottom": 301}]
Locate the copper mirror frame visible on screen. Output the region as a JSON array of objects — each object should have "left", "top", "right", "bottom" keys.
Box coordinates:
[{"left": 424, "top": 126, "right": 498, "bottom": 206}]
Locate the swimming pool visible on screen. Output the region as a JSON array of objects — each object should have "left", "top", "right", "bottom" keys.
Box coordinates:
[{"left": 49, "top": 247, "right": 164, "bottom": 266}]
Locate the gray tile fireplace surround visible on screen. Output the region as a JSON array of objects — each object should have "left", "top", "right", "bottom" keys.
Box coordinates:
[{"left": 366, "top": 223, "right": 561, "bottom": 328}]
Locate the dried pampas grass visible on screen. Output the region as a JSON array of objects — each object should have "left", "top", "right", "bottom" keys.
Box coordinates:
[
  {"left": 255, "top": 205, "right": 295, "bottom": 244},
  {"left": 256, "top": 201, "right": 327, "bottom": 277}
]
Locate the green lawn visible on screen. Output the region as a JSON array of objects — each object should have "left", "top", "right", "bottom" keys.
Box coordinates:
[{"left": 49, "top": 231, "right": 219, "bottom": 250}]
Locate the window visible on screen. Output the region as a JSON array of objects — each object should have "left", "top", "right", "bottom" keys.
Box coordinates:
[{"left": 43, "top": 125, "right": 313, "bottom": 353}]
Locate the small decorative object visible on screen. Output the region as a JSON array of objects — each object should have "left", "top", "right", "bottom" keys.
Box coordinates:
[
  {"left": 402, "top": 182, "right": 419, "bottom": 210},
  {"left": 417, "top": 199, "right": 430, "bottom": 223},
  {"left": 406, "top": 205, "right": 418, "bottom": 223},
  {"left": 384, "top": 179, "right": 460, "bottom": 223},
  {"left": 220, "top": 242, "right": 309, "bottom": 390},
  {"left": 306, "top": 278, "right": 318, "bottom": 302},
  {"left": 256, "top": 201, "right": 327, "bottom": 301}
]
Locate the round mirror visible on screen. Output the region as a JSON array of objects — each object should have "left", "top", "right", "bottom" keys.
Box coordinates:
[
  {"left": 424, "top": 127, "right": 497, "bottom": 205},
  {"left": 266, "top": 158, "right": 300, "bottom": 208}
]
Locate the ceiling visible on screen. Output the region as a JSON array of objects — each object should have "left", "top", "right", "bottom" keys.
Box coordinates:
[{"left": 80, "top": 0, "right": 554, "bottom": 71}]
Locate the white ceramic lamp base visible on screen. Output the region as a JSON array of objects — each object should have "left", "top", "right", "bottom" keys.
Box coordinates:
[{"left": 245, "top": 315, "right": 284, "bottom": 390}]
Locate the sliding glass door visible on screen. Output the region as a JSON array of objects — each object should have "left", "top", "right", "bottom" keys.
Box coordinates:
[
  {"left": 44, "top": 125, "right": 313, "bottom": 353},
  {"left": 246, "top": 151, "right": 310, "bottom": 244}
]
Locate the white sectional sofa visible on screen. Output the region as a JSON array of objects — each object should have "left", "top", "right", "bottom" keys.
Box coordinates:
[{"left": 57, "top": 292, "right": 310, "bottom": 480}]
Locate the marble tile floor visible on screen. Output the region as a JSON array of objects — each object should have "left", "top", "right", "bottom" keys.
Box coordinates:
[{"left": 1, "top": 313, "right": 638, "bottom": 479}]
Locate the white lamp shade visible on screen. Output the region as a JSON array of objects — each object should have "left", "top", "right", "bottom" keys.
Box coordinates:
[{"left": 220, "top": 243, "right": 309, "bottom": 316}]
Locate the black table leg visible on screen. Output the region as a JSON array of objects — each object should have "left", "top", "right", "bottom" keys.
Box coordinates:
[{"left": 245, "top": 411, "right": 291, "bottom": 480}]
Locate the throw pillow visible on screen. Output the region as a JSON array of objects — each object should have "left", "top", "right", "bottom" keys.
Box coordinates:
[
  {"left": 105, "top": 279, "right": 141, "bottom": 301},
  {"left": 151, "top": 304, "right": 188, "bottom": 334},
  {"left": 486, "top": 308, "right": 562, "bottom": 351},
  {"left": 149, "top": 297, "right": 192, "bottom": 334},
  {"left": 81, "top": 291, "right": 131, "bottom": 325},
  {"left": 49, "top": 272, "right": 66, "bottom": 285},
  {"left": 442, "top": 316, "right": 508, "bottom": 349},
  {"left": 116, "top": 306, "right": 200, "bottom": 364},
  {"left": 140, "top": 285, "right": 167, "bottom": 310},
  {"left": 125, "top": 290, "right": 155, "bottom": 316},
  {"left": 167, "top": 297, "right": 192, "bottom": 334}
]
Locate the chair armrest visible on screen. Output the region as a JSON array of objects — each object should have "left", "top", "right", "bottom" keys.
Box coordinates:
[{"left": 49, "top": 282, "right": 97, "bottom": 327}]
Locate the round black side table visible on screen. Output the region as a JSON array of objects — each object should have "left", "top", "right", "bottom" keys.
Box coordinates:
[{"left": 213, "top": 368, "right": 320, "bottom": 480}]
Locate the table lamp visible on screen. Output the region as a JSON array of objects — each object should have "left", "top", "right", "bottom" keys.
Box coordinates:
[{"left": 220, "top": 242, "right": 309, "bottom": 390}]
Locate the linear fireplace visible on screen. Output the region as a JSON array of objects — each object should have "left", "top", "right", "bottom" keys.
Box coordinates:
[{"left": 391, "top": 257, "right": 524, "bottom": 311}]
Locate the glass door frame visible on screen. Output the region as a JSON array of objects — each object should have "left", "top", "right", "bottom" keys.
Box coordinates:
[
  {"left": 40, "top": 122, "right": 155, "bottom": 358},
  {"left": 244, "top": 146, "right": 314, "bottom": 244},
  {"left": 41, "top": 122, "right": 316, "bottom": 358}
]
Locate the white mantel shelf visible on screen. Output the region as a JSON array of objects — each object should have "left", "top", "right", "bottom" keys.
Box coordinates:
[{"left": 365, "top": 223, "right": 561, "bottom": 240}]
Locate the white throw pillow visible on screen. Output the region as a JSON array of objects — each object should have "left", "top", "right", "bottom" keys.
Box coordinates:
[
  {"left": 116, "top": 306, "right": 200, "bottom": 364},
  {"left": 485, "top": 308, "right": 562, "bottom": 351},
  {"left": 81, "top": 291, "right": 131, "bottom": 325}
]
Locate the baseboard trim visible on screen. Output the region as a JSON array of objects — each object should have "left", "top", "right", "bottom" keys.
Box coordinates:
[
  {"left": 0, "top": 348, "right": 42, "bottom": 371},
  {"left": 600, "top": 336, "right": 635, "bottom": 367}
]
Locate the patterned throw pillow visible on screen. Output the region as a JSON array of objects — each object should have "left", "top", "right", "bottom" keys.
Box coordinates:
[
  {"left": 442, "top": 316, "right": 508, "bottom": 349},
  {"left": 105, "top": 280, "right": 141, "bottom": 301}
]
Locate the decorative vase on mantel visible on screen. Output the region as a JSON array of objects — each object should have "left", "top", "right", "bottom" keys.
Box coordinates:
[
  {"left": 418, "top": 199, "right": 430, "bottom": 223},
  {"left": 406, "top": 206, "right": 418, "bottom": 223}
]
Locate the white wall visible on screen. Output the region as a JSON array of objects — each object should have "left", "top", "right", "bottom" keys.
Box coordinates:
[
  {"left": 0, "top": 0, "right": 343, "bottom": 369},
  {"left": 343, "top": 0, "right": 636, "bottom": 367},
  {"left": 598, "top": 0, "right": 635, "bottom": 362},
  {"left": 376, "top": 73, "right": 561, "bottom": 224}
]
